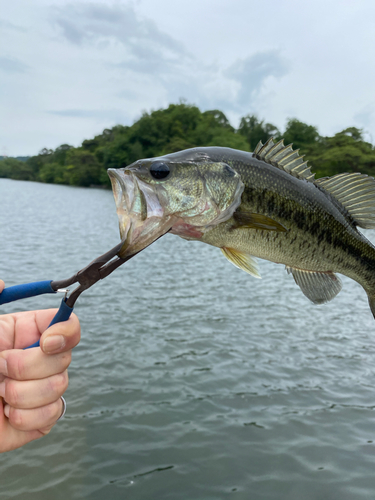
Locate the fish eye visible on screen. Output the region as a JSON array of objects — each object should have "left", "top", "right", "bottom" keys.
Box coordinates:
[{"left": 149, "top": 162, "right": 170, "bottom": 180}]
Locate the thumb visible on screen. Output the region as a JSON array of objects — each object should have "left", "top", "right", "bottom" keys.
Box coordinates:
[
  {"left": 0, "top": 280, "right": 4, "bottom": 293},
  {"left": 40, "top": 313, "right": 81, "bottom": 355}
]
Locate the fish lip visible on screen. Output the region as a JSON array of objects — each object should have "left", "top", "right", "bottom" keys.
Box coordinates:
[
  {"left": 107, "top": 168, "right": 131, "bottom": 241},
  {"left": 108, "top": 168, "right": 164, "bottom": 219},
  {"left": 108, "top": 168, "right": 172, "bottom": 257},
  {"left": 108, "top": 168, "right": 134, "bottom": 213}
]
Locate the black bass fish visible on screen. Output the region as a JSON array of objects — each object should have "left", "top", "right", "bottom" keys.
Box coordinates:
[{"left": 108, "top": 139, "right": 375, "bottom": 318}]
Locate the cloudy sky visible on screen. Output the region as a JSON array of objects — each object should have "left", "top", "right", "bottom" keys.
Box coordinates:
[{"left": 1, "top": 0, "right": 375, "bottom": 156}]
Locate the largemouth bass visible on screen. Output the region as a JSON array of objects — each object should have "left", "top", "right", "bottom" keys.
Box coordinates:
[{"left": 108, "top": 139, "right": 375, "bottom": 318}]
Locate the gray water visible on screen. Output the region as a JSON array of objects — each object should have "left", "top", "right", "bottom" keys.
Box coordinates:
[{"left": 1, "top": 178, "right": 375, "bottom": 500}]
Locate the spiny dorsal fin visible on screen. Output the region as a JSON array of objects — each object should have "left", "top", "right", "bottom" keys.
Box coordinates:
[
  {"left": 315, "top": 173, "right": 375, "bottom": 229},
  {"left": 286, "top": 267, "right": 342, "bottom": 304},
  {"left": 253, "top": 138, "right": 316, "bottom": 182},
  {"left": 221, "top": 247, "right": 261, "bottom": 279}
]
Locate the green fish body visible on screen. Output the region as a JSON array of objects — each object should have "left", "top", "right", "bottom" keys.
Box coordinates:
[{"left": 108, "top": 139, "right": 375, "bottom": 318}]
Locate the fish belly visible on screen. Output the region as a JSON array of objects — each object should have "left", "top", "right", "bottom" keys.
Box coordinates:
[
  {"left": 201, "top": 222, "right": 334, "bottom": 271},
  {"left": 201, "top": 217, "right": 375, "bottom": 291}
]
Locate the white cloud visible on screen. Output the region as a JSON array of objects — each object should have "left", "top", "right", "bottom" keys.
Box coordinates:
[
  {"left": 227, "top": 51, "right": 289, "bottom": 111},
  {"left": 49, "top": 3, "right": 290, "bottom": 122},
  {"left": 1, "top": 0, "right": 375, "bottom": 155},
  {"left": 0, "top": 56, "right": 29, "bottom": 73},
  {"left": 0, "top": 18, "right": 27, "bottom": 33},
  {"left": 48, "top": 108, "right": 129, "bottom": 122},
  {"left": 53, "top": 3, "right": 187, "bottom": 62},
  {"left": 354, "top": 106, "right": 375, "bottom": 129}
]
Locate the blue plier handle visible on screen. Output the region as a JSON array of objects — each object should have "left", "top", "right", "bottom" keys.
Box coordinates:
[
  {"left": 0, "top": 241, "right": 131, "bottom": 349},
  {"left": 0, "top": 283, "right": 74, "bottom": 349}
]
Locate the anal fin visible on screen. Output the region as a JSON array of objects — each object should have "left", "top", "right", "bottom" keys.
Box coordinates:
[
  {"left": 286, "top": 267, "right": 342, "bottom": 304},
  {"left": 221, "top": 247, "right": 261, "bottom": 279}
]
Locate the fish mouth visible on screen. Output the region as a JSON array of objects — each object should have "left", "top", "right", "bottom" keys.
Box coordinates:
[{"left": 108, "top": 168, "right": 175, "bottom": 257}]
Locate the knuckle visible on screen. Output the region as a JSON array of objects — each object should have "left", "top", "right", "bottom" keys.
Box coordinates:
[
  {"left": 62, "top": 371, "right": 69, "bottom": 392},
  {"left": 39, "top": 426, "right": 53, "bottom": 436},
  {"left": 60, "top": 351, "right": 72, "bottom": 370},
  {"left": 10, "top": 407, "right": 24, "bottom": 429},
  {"left": 5, "top": 380, "right": 19, "bottom": 407},
  {"left": 15, "top": 356, "right": 27, "bottom": 380},
  {"left": 7, "top": 353, "right": 26, "bottom": 380},
  {"left": 51, "top": 371, "right": 69, "bottom": 396},
  {"left": 42, "top": 400, "right": 60, "bottom": 423}
]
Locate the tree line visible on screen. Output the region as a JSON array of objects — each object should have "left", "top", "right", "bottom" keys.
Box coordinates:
[{"left": 1, "top": 103, "right": 375, "bottom": 187}]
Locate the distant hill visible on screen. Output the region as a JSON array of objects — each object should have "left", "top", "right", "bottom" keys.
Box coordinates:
[
  {"left": 0, "top": 156, "right": 30, "bottom": 162},
  {"left": 1, "top": 103, "right": 375, "bottom": 186}
]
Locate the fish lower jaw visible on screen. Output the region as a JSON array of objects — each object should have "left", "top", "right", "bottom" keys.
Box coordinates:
[{"left": 118, "top": 215, "right": 178, "bottom": 258}]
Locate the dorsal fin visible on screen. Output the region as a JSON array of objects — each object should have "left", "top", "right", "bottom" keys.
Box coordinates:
[
  {"left": 254, "top": 139, "right": 375, "bottom": 229},
  {"left": 315, "top": 172, "right": 375, "bottom": 229},
  {"left": 253, "top": 138, "right": 316, "bottom": 182}
]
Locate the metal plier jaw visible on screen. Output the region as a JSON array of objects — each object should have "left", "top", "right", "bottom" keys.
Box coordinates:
[{"left": 51, "top": 241, "right": 132, "bottom": 308}]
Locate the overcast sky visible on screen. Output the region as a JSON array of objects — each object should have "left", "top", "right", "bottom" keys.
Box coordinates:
[{"left": 1, "top": 0, "right": 375, "bottom": 156}]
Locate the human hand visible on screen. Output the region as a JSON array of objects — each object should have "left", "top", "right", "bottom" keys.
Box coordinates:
[{"left": 0, "top": 280, "right": 80, "bottom": 452}]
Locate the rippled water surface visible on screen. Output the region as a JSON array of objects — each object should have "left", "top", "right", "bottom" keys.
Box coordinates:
[{"left": 1, "top": 178, "right": 375, "bottom": 499}]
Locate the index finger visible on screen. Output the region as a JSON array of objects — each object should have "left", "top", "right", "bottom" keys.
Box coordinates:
[{"left": 0, "top": 348, "right": 71, "bottom": 381}]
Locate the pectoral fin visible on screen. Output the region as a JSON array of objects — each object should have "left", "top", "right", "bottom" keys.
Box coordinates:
[
  {"left": 233, "top": 212, "right": 288, "bottom": 232},
  {"left": 286, "top": 267, "right": 342, "bottom": 304},
  {"left": 221, "top": 247, "right": 261, "bottom": 278}
]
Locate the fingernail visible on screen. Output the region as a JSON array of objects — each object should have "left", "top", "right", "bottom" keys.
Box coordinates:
[
  {"left": 3, "top": 404, "right": 9, "bottom": 418},
  {"left": 43, "top": 335, "right": 65, "bottom": 353},
  {"left": 0, "top": 381, "right": 5, "bottom": 398},
  {"left": 0, "top": 357, "right": 7, "bottom": 376}
]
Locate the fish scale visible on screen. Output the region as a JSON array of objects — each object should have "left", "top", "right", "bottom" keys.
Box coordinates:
[
  {"left": 108, "top": 139, "right": 375, "bottom": 319},
  {"left": 199, "top": 150, "right": 375, "bottom": 294}
]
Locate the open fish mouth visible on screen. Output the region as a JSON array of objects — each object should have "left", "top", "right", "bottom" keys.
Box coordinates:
[{"left": 108, "top": 168, "right": 175, "bottom": 257}]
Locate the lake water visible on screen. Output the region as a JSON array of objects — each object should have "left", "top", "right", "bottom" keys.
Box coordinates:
[{"left": 1, "top": 178, "right": 375, "bottom": 499}]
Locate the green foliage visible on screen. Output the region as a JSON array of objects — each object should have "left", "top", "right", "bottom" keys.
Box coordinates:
[
  {"left": 238, "top": 115, "right": 279, "bottom": 151},
  {"left": 2, "top": 103, "right": 375, "bottom": 187},
  {"left": 38, "top": 162, "right": 66, "bottom": 184},
  {"left": 0, "top": 157, "right": 34, "bottom": 180},
  {"left": 0, "top": 158, "right": 13, "bottom": 178},
  {"left": 308, "top": 127, "right": 375, "bottom": 178},
  {"left": 64, "top": 149, "right": 106, "bottom": 187},
  {"left": 280, "top": 118, "right": 320, "bottom": 151},
  {"left": 190, "top": 109, "right": 249, "bottom": 151}
]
